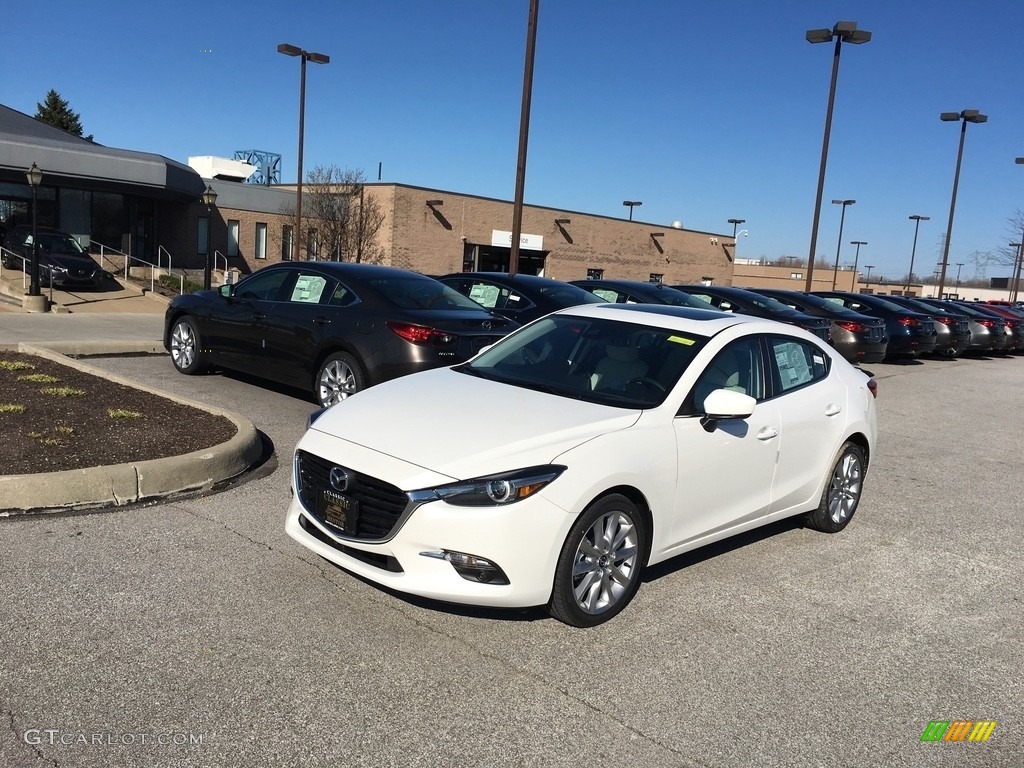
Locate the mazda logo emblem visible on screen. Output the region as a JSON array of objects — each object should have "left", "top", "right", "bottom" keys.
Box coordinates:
[
  {"left": 329, "top": 467, "right": 349, "bottom": 492},
  {"left": 482, "top": 321, "right": 492, "bottom": 331}
]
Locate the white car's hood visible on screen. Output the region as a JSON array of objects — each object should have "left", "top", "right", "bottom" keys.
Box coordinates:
[{"left": 309, "top": 367, "right": 640, "bottom": 480}]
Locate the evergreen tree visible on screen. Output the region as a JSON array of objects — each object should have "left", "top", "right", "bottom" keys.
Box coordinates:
[{"left": 34, "top": 90, "right": 93, "bottom": 142}]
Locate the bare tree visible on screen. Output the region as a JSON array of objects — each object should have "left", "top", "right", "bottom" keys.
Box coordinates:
[{"left": 282, "top": 166, "right": 386, "bottom": 263}]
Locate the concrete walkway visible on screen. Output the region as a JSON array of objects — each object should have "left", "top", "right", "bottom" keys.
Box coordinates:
[
  {"left": 0, "top": 309, "right": 263, "bottom": 513},
  {"left": 0, "top": 267, "right": 169, "bottom": 314}
]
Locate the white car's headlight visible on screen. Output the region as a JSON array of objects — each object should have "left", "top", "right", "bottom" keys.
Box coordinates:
[{"left": 413, "top": 465, "right": 566, "bottom": 507}]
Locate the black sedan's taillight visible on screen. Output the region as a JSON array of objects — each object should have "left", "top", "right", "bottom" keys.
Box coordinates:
[{"left": 386, "top": 322, "right": 457, "bottom": 345}]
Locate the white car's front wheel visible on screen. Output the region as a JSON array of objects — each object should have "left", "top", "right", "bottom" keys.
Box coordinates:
[{"left": 549, "top": 493, "right": 646, "bottom": 627}]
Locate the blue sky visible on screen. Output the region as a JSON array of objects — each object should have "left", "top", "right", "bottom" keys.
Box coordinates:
[{"left": 7, "top": 1, "right": 1024, "bottom": 282}]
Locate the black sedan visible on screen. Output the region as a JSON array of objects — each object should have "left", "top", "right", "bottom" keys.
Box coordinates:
[
  {"left": 164, "top": 262, "right": 517, "bottom": 406},
  {"left": 746, "top": 288, "right": 888, "bottom": 364},
  {"left": 671, "top": 284, "right": 833, "bottom": 343},
  {"left": 881, "top": 295, "right": 972, "bottom": 357},
  {"left": 1, "top": 225, "right": 110, "bottom": 290},
  {"left": 569, "top": 278, "right": 719, "bottom": 310},
  {"left": 812, "top": 292, "right": 937, "bottom": 359},
  {"left": 437, "top": 272, "right": 606, "bottom": 325}
]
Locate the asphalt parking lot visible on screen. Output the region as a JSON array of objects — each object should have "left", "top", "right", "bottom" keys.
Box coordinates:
[{"left": 1, "top": 343, "right": 1021, "bottom": 767}]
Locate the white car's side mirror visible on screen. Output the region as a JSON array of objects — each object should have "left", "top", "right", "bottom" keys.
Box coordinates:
[{"left": 702, "top": 389, "right": 756, "bottom": 426}]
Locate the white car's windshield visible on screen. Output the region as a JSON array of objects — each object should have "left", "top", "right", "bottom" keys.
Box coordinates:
[{"left": 459, "top": 315, "right": 709, "bottom": 408}]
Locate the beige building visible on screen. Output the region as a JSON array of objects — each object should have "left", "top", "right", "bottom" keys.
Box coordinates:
[
  {"left": 730, "top": 259, "right": 860, "bottom": 292},
  {"left": 186, "top": 180, "right": 737, "bottom": 285}
]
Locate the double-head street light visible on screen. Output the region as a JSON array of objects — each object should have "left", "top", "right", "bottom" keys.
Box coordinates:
[
  {"left": 936, "top": 109, "right": 987, "bottom": 298},
  {"left": 803, "top": 20, "right": 871, "bottom": 291},
  {"left": 201, "top": 185, "right": 219, "bottom": 290},
  {"left": 863, "top": 264, "right": 875, "bottom": 284},
  {"left": 830, "top": 199, "right": 855, "bottom": 289},
  {"left": 623, "top": 201, "right": 642, "bottom": 221},
  {"left": 905, "top": 214, "right": 929, "bottom": 294},
  {"left": 1010, "top": 244, "right": 1023, "bottom": 303},
  {"left": 728, "top": 218, "right": 746, "bottom": 240},
  {"left": 25, "top": 162, "right": 42, "bottom": 297},
  {"left": 278, "top": 43, "right": 330, "bottom": 262},
  {"left": 954, "top": 262, "right": 966, "bottom": 295}
]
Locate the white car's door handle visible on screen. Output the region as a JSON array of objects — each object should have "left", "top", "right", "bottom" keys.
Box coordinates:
[
  {"left": 756, "top": 427, "right": 778, "bottom": 441},
  {"left": 825, "top": 404, "right": 842, "bottom": 417}
]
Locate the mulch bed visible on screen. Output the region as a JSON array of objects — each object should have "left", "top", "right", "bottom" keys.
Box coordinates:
[{"left": 0, "top": 351, "right": 237, "bottom": 475}]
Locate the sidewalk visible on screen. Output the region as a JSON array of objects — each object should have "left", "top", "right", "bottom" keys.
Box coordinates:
[{"left": 0, "top": 268, "right": 168, "bottom": 315}]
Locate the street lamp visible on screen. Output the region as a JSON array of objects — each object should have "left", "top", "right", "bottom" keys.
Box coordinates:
[
  {"left": 25, "top": 163, "right": 43, "bottom": 297},
  {"left": 728, "top": 218, "right": 746, "bottom": 240},
  {"left": 278, "top": 43, "right": 330, "bottom": 262},
  {"left": 905, "top": 214, "right": 930, "bottom": 294},
  {"left": 954, "top": 262, "right": 966, "bottom": 295},
  {"left": 623, "top": 201, "right": 642, "bottom": 221},
  {"left": 863, "top": 264, "right": 874, "bottom": 284},
  {"left": 803, "top": 20, "right": 872, "bottom": 292},
  {"left": 936, "top": 109, "right": 987, "bottom": 298},
  {"left": 201, "top": 185, "right": 218, "bottom": 290},
  {"left": 850, "top": 240, "right": 867, "bottom": 282},
  {"left": 1010, "top": 244, "right": 1023, "bottom": 303},
  {"left": 830, "top": 199, "right": 855, "bottom": 289}
]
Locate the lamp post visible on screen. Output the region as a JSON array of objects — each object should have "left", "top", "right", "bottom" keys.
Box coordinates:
[
  {"left": 278, "top": 43, "right": 330, "bottom": 262},
  {"left": 830, "top": 199, "right": 855, "bottom": 289},
  {"left": 905, "top": 214, "right": 929, "bottom": 295},
  {"left": 936, "top": 109, "right": 987, "bottom": 298},
  {"left": 509, "top": 0, "right": 539, "bottom": 276},
  {"left": 1010, "top": 245, "right": 1023, "bottom": 302},
  {"left": 863, "top": 264, "right": 874, "bottom": 286},
  {"left": 803, "top": 20, "right": 872, "bottom": 292},
  {"left": 954, "top": 262, "right": 965, "bottom": 296},
  {"left": 201, "top": 185, "right": 218, "bottom": 290},
  {"left": 623, "top": 201, "right": 642, "bottom": 221},
  {"left": 25, "top": 163, "right": 42, "bottom": 298},
  {"left": 850, "top": 240, "right": 866, "bottom": 284}
]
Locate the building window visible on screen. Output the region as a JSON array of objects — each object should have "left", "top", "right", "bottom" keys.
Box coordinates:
[
  {"left": 648, "top": 273, "right": 663, "bottom": 283},
  {"left": 790, "top": 272, "right": 803, "bottom": 280},
  {"left": 227, "top": 220, "right": 240, "bottom": 257},
  {"left": 307, "top": 228, "right": 319, "bottom": 261},
  {"left": 197, "top": 217, "right": 209, "bottom": 255},
  {"left": 282, "top": 225, "right": 293, "bottom": 261},
  {"left": 255, "top": 223, "right": 267, "bottom": 260},
  {"left": 586, "top": 268, "right": 604, "bottom": 280}
]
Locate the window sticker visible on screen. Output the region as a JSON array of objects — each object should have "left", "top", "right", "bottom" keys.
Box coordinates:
[
  {"left": 667, "top": 335, "right": 695, "bottom": 346},
  {"left": 291, "top": 275, "right": 327, "bottom": 303}
]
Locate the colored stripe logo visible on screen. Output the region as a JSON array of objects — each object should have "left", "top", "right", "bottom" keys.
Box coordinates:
[{"left": 921, "top": 720, "right": 997, "bottom": 742}]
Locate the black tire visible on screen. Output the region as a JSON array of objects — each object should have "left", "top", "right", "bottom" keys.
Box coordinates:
[
  {"left": 316, "top": 352, "right": 366, "bottom": 407},
  {"left": 549, "top": 493, "right": 647, "bottom": 627},
  {"left": 804, "top": 441, "right": 866, "bottom": 533},
  {"left": 169, "top": 316, "right": 206, "bottom": 375}
]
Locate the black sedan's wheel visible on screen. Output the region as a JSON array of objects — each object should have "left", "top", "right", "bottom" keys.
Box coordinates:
[
  {"left": 549, "top": 494, "right": 647, "bottom": 627},
  {"left": 316, "top": 352, "right": 365, "bottom": 407},
  {"left": 804, "top": 441, "right": 866, "bottom": 533},
  {"left": 169, "top": 317, "right": 206, "bottom": 375}
]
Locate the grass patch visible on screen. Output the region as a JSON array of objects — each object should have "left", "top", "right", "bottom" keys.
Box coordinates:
[
  {"left": 109, "top": 408, "right": 143, "bottom": 419},
  {"left": 0, "top": 361, "right": 34, "bottom": 371},
  {"left": 40, "top": 387, "right": 87, "bottom": 397},
  {"left": 0, "top": 403, "right": 26, "bottom": 413},
  {"left": 18, "top": 373, "right": 60, "bottom": 383},
  {"left": 55, "top": 425, "right": 75, "bottom": 435}
]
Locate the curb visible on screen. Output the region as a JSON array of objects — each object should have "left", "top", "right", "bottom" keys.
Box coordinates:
[{"left": 0, "top": 342, "right": 264, "bottom": 513}]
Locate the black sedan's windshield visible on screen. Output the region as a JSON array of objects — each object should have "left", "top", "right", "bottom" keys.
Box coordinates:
[{"left": 461, "top": 315, "right": 709, "bottom": 408}]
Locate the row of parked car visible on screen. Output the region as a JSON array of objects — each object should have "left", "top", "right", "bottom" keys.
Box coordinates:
[{"left": 163, "top": 261, "right": 1021, "bottom": 408}]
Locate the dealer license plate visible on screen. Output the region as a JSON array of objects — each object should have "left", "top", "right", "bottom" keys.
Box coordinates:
[{"left": 319, "top": 489, "right": 359, "bottom": 535}]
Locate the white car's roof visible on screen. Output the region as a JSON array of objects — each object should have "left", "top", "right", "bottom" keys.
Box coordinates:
[{"left": 554, "top": 302, "right": 789, "bottom": 337}]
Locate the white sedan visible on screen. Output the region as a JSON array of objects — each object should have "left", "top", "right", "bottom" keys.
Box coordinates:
[{"left": 285, "top": 303, "right": 878, "bottom": 626}]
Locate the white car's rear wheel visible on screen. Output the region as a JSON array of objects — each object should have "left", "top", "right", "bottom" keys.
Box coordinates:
[{"left": 805, "top": 441, "right": 865, "bottom": 533}]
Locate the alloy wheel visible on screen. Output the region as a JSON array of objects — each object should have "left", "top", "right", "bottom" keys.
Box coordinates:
[
  {"left": 571, "top": 510, "right": 640, "bottom": 615},
  {"left": 170, "top": 321, "right": 196, "bottom": 370},
  {"left": 319, "top": 358, "right": 359, "bottom": 406},
  {"left": 827, "top": 451, "right": 862, "bottom": 524}
]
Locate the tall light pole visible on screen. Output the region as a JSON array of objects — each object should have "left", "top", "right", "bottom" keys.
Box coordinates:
[
  {"left": 864, "top": 264, "right": 874, "bottom": 285},
  {"left": 25, "top": 163, "right": 42, "bottom": 297},
  {"left": 803, "top": 20, "right": 872, "bottom": 291},
  {"left": 1014, "top": 157, "right": 1024, "bottom": 302},
  {"left": 1010, "top": 245, "right": 1023, "bottom": 302},
  {"left": 905, "top": 214, "right": 929, "bottom": 294},
  {"left": 728, "top": 218, "right": 746, "bottom": 239},
  {"left": 509, "top": 0, "right": 539, "bottom": 276},
  {"left": 623, "top": 201, "right": 642, "bottom": 221},
  {"left": 954, "top": 262, "right": 965, "bottom": 295},
  {"left": 937, "top": 109, "right": 987, "bottom": 298},
  {"left": 830, "top": 199, "right": 855, "bottom": 289},
  {"left": 850, "top": 239, "right": 867, "bottom": 280},
  {"left": 278, "top": 43, "right": 330, "bottom": 262}
]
